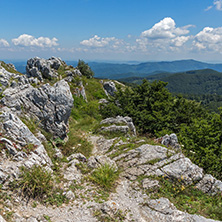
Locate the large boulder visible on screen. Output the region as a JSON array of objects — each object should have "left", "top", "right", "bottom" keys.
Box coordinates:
[
  {"left": 26, "top": 57, "right": 62, "bottom": 80},
  {"left": 1, "top": 79, "right": 73, "bottom": 139}
]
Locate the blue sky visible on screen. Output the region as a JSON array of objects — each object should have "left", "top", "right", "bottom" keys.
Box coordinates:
[{"left": 1, "top": 0, "right": 222, "bottom": 62}]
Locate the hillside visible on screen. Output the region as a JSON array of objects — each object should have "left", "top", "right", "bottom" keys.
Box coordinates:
[{"left": 0, "top": 58, "right": 221, "bottom": 222}]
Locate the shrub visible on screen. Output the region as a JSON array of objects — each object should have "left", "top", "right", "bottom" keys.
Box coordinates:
[
  {"left": 10, "top": 165, "right": 66, "bottom": 205},
  {"left": 90, "top": 163, "right": 119, "bottom": 190}
]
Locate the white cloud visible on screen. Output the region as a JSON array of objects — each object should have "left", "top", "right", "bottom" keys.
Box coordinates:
[
  {"left": 0, "top": 39, "right": 9, "bottom": 47},
  {"left": 205, "top": 0, "right": 222, "bottom": 11},
  {"left": 141, "top": 17, "right": 190, "bottom": 40},
  {"left": 12, "top": 34, "right": 58, "bottom": 47},
  {"left": 205, "top": 5, "right": 213, "bottom": 11},
  {"left": 171, "top": 36, "right": 190, "bottom": 47},
  {"left": 135, "top": 17, "right": 192, "bottom": 53},
  {"left": 80, "top": 35, "right": 120, "bottom": 48},
  {"left": 214, "top": 0, "right": 222, "bottom": 10},
  {"left": 193, "top": 27, "right": 222, "bottom": 52}
]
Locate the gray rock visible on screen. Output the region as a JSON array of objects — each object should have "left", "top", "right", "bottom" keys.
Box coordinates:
[
  {"left": 26, "top": 57, "right": 62, "bottom": 80},
  {"left": 99, "top": 98, "right": 109, "bottom": 104},
  {"left": 87, "top": 155, "right": 118, "bottom": 171},
  {"left": 73, "top": 81, "right": 87, "bottom": 101},
  {"left": 1, "top": 80, "right": 73, "bottom": 139},
  {"left": 100, "top": 116, "right": 136, "bottom": 136},
  {"left": 65, "top": 190, "right": 75, "bottom": 200},
  {"left": 161, "top": 157, "right": 203, "bottom": 185},
  {"left": 8, "top": 63, "right": 16, "bottom": 70},
  {"left": 142, "top": 178, "right": 160, "bottom": 191},
  {"left": 63, "top": 164, "right": 82, "bottom": 181},
  {"left": 54, "top": 148, "right": 64, "bottom": 159},
  {"left": 161, "top": 133, "right": 180, "bottom": 149},
  {"left": 196, "top": 174, "right": 222, "bottom": 195},
  {"left": 0, "top": 112, "right": 41, "bottom": 146},
  {"left": 100, "top": 124, "right": 129, "bottom": 135},
  {"left": 26, "top": 217, "right": 38, "bottom": 222},
  {"left": 144, "top": 197, "right": 218, "bottom": 222},
  {"left": 103, "top": 81, "right": 117, "bottom": 97}
]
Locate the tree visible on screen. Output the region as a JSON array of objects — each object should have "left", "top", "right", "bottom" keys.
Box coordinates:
[{"left": 77, "top": 60, "right": 94, "bottom": 78}]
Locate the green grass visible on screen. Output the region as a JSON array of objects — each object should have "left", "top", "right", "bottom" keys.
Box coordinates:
[
  {"left": 90, "top": 163, "right": 119, "bottom": 191},
  {"left": 20, "top": 117, "right": 39, "bottom": 135},
  {"left": 10, "top": 165, "right": 67, "bottom": 206},
  {"left": 0, "top": 61, "right": 20, "bottom": 74},
  {"left": 60, "top": 120, "right": 93, "bottom": 158}
]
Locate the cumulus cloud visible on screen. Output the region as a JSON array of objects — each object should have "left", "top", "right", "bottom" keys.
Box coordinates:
[
  {"left": 135, "top": 17, "right": 192, "bottom": 53},
  {"left": 193, "top": 27, "right": 222, "bottom": 52},
  {"left": 0, "top": 39, "right": 9, "bottom": 47},
  {"left": 141, "top": 17, "right": 190, "bottom": 40},
  {"left": 80, "top": 35, "right": 120, "bottom": 48},
  {"left": 171, "top": 36, "right": 190, "bottom": 47},
  {"left": 12, "top": 34, "right": 58, "bottom": 47}
]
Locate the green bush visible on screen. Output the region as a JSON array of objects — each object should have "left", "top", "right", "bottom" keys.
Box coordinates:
[
  {"left": 100, "top": 80, "right": 222, "bottom": 180},
  {"left": 77, "top": 60, "right": 94, "bottom": 78}
]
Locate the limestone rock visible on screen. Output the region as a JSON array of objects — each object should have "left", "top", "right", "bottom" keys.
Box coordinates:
[
  {"left": 196, "top": 174, "right": 222, "bottom": 195},
  {"left": 1, "top": 79, "right": 73, "bottom": 139},
  {"left": 0, "top": 111, "right": 52, "bottom": 183},
  {"left": 26, "top": 57, "right": 62, "bottom": 80},
  {"left": 87, "top": 155, "right": 118, "bottom": 171},
  {"left": 100, "top": 116, "right": 136, "bottom": 136},
  {"left": 142, "top": 178, "right": 160, "bottom": 191},
  {"left": 103, "top": 81, "right": 117, "bottom": 97},
  {"left": 160, "top": 133, "right": 180, "bottom": 149},
  {"left": 161, "top": 157, "right": 203, "bottom": 185},
  {"left": 73, "top": 81, "right": 87, "bottom": 101}
]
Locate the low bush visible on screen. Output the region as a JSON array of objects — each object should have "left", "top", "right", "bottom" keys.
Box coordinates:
[
  {"left": 10, "top": 165, "right": 67, "bottom": 206},
  {"left": 90, "top": 163, "right": 119, "bottom": 191}
]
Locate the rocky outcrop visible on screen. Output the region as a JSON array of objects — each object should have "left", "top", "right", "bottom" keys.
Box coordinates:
[
  {"left": 0, "top": 65, "right": 39, "bottom": 92},
  {"left": 26, "top": 57, "right": 62, "bottom": 80},
  {"left": 100, "top": 116, "right": 136, "bottom": 136},
  {"left": 64, "top": 69, "right": 82, "bottom": 82},
  {"left": 1, "top": 79, "right": 73, "bottom": 138},
  {"left": 0, "top": 111, "right": 52, "bottom": 185},
  {"left": 103, "top": 81, "right": 117, "bottom": 97}
]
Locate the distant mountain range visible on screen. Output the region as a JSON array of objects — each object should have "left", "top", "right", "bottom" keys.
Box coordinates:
[
  {"left": 87, "top": 59, "right": 222, "bottom": 79},
  {"left": 10, "top": 59, "right": 222, "bottom": 80}
]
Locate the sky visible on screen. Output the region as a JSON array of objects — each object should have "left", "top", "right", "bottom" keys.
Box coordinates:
[{"left": 1, "top": 0, "right": 222, "bottom": 62}]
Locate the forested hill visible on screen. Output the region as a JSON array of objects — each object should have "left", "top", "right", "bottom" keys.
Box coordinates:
[
  {"left": 158, "top": 69, "right": 222, "bottom": 95},
  {"left": 120, "top": 69, "right": 222, "bottom": 95},
  {"left": 88, "top": 59, "right": 222, "bottom": 79}
]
